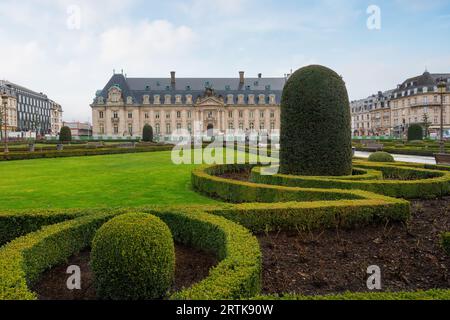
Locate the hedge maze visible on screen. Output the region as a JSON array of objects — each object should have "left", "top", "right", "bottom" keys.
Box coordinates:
[{"left": 2, "top": 157, "right": 449, "bottom": 300}]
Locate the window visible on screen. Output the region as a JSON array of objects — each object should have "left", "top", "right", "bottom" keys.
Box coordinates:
[
  {"left": 186, "top": 95, "right": 193, "bottom": 104},
  {"left": 128, "top": 123, "right": 133, "bottom": 135},
  {"left": 228, "top": 111, "right": 233, "bottom": 118},
  {"left": 270, "top": 111, "right": 275, "bottom": 118},
  {"left": 260, "top": 111, "right": 265, "bottom": 118},
  {"left": 155, "top": 123, "right": 160, "bottom": 134},
  {"left": 239, "top": 122, "right": 244, "bottom": 130},
  {"left": 227, "top": 94, "right": 234, "bottom": 105},
  {"left": 270, "top": 122, "right": 275, "bottom": 130},
  {"left": 248, "top": 95, "right": 255, "bottom": 105},
  {"left": 128, "top": 112, "right": 133, "bottom": 119},
  {"left": 228, "top": 122, "right": 234, "bottom": 130},
  {"left": 249, "top": 122, "right": 255, "bottom": 130},
  {"left": 113, "top": 112, "right": 118, "bottom": 119},
  {"left": 166, "top": 123, "right": 171, "bottom": 134},
  {"left": 113, "top": 124, "right": 119, "bottom": 134},
  {"left": 249, "top": 111, "right": 254, "bottom": 119},
  {"left": 99, "top": 124, "right": 105, "bottom": 134},
  {"left": 238, "top": 95, "right": 245, "bottom": 104},
  {"left": 166, "top": 112, "right": 171, "bottom": 119},
  {"left": 259, "top": 94, "right": 266, "bottom": 105},
  {"left": 165, "top": 95, "right": 172, "bottom": 104},
  {"left": 154, "top": 95, "right": 161, "bottom": 104},
  {"left": 99, "top": 111, "right": 104, "bottom": 119},
  {"left": 260, "top": 122, "right": 265, "bottom": 130},
  {"left": 187, "top": 111, "right": 192, "bottom": 119},
  {"left": 145, "top": 112, "right": 149, "bottom": 119},
  {"left": 177, "top": 111, "right": 181, "bottom": 118},
  {"left": 155, "top": 112, "right": 160, "bottom": 119},
  {"left": 177, "top": 123, "right": 182, "bottom": 131},
  {"left": 239, "top": 111, "right": 243, "bottom": 118},
  {"left": 176, "top": 95, "right": 182, "bottom": 104}
]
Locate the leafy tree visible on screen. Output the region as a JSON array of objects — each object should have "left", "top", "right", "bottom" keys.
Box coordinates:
[{"left": 422, "top": 113, "right": 431, "bottom": 139}]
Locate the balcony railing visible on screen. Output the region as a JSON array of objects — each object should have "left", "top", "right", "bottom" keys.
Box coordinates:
[{"left": 111, "top": 117, "right": 120, "bottom": 123}]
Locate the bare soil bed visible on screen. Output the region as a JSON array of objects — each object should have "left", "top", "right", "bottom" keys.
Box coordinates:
[
  {"left": 33, "top": 244, "right": 218, "bottom": 300},
  {"left": 259, "top": 198, "right": 450, "bottom": 295}
]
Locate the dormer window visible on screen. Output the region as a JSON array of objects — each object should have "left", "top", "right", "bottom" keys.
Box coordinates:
[
  {"left": 237, "top": 94, "right": 245, "bottom": 104},
  {"left": 186, "top": 94, "right": 193, "bottom": 104},
  {"left": 423, "top": 87, "right": 428, "bottom": 93},
  {"left": 97, "top": 96, "right": 104, "bottom": 104},
  {"left": 248, "top": 94, "right": 255, "bottom": 105},
  {"left": 143, "top": 95, "right": 150, "bottom": 104},
  {"left": 126, "top": 96, "right": 133, "bottom": 104},
  {"left": 154, "top": 95, "right": 161, "bottom": 104},
  {"left": 175, "top": 95, "right": 182, "bottom": 104},
  {"left": 258, "top": 94, "right": 266, "bottom": 105},
  {"left": 269, "top": 94, "right": 276, "bottom": 105},
  {"left": 108, "top": 86, "right": 122, "bottom": 103},
  {"left": 164, "top": 94, "right": 172, "bottom": 104},
  {"left": 227, "top": 94, "right": 234, "bottom": 105}
]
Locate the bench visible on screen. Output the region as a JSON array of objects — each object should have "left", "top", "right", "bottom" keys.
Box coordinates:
[
  {"left": 85, "top": 142, "right": 104, "bottom": 149},
  {"left": 435, "top": 153, "right": 450, "bottom": 165},
  {"left": 365, "top": 143, "right": 384, "bottom": 152},
  {"left": 117, "top": 142, "right": 136, "bottom": 149}
]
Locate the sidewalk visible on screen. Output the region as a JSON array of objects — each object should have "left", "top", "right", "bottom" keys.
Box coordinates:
[{"left": 355, "top": 151, "right": 436, "bottom": 165}]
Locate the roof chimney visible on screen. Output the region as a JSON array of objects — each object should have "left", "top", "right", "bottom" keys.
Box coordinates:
[
  {"left": 171, "top": 71, "right": 176, "bottom": 85},
  {"left": 239, "top": 71, "right": 245, "bottom": 84},
  {"left": 258, "top": 73, "right": 262, "bottom": 79}
]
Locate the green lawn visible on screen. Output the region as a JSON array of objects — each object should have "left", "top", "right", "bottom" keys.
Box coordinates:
[{"left": 0, "top": 150, "right": 226, "bottom": 210}]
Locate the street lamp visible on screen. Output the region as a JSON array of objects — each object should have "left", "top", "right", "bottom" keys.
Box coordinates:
[
  {"left": 437, "top": 78, "right": 447, "bottom": 154},
  {"left": 1, "top": 90, "right": 9, "bottom": 154}
]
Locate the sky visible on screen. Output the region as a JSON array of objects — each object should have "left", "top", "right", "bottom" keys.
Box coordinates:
[{"left": 0, "top": 0, "right": 450, "bottom": 122}]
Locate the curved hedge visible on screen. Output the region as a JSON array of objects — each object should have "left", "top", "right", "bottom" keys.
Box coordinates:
[
  {"left": 280, "top": 65, "right": 352, "bottom": 176},
  {"left": 91, "top": 213, "right": 175, "bottom": 300},
  {"left": 408, "top": 124, "right": 424, "bottom": 141},
  {"left": 0, "top": 208, "right": 261, "bottom": 301},
  {"left": 249, "top": 162, "right": 450, "bottom": 199}
]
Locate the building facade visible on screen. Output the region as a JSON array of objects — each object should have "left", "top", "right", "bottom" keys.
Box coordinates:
[
  {"left": 63, "top": 121, "right": 93, "bottom": 137},
  {"left": 50, "top": 101, "right": 63, "bottom": 135},
  {"left": 0, "top": 86, "right": 18, "bottom": 136},
  {"left": 351, "top": 71, "right": 450, "bottom": 138},
  {"left": 390, "top": 71, "right": 450, "bottom": 137},
  {"left": 91, "top": 72, "right": 284, "bottom": 139},
  {"left": 0, "top": 80, "right": 63, "bottom": 136}
]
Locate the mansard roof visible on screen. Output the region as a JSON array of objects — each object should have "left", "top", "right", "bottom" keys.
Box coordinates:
[
  {"left": 394, "top": 71, "right": 450, "bottom": 94},
  {"left": 95, "top": 73, "right": 286, "bottom": 104}
]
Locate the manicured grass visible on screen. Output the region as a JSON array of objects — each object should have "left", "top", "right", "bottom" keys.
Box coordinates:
[{"left": 0, "top": 150, "right": 227, "bottom": 210}]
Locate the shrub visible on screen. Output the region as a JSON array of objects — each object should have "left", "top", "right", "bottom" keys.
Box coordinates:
[
  {"left": 280, "top": 65, "right": 352, "bottom": 176},
  {"left": 442, "top": 232, "right": 450, "bottom": 256},
  {"left": 408, "top": 124, "right": 424, "bottom": 141},
  {"left": 368, "top": 152, "right": 395, "bottom": 163},
  {"left": 91, "top": 213, "right": 175, "bottom": 300},
  {"left": 59, "top": 126, "right": 72, "bottom": 143},
  {"left": 142, "top": 124, "right": 154, "bottom": 142}
]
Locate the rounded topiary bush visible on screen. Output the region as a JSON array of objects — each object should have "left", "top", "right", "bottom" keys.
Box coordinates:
[
  {"left": 91, "top": 213, "right": 175, "bottom": 300},
  {"left": 59, "top": 126, "right": 72, "bottom": 143},
  {"left": 142, "top": 124, "right": 153, "bottom": 142},
  {"left": 408, "top": 124, "right": 424, "bottom": 141},
  {"left": 368, "top": 152, "right": 395, "bottom": 163},
  {"left": 280, "top": 65, "right": 352, "bottom": 176}
]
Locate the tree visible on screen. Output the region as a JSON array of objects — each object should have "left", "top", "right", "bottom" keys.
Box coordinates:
[
  {"left": 407, "top": 124, "right": 424, "bottom": 141},
  {"left": 59, "top": 126, "right": 72, "bottom": 143},
  {"left": 422, "top": 113, "right": 431, "bottom": 139},
  {"left": 279, "top": 65, "right": 352, "bottom": 176},
  {"left": 142, "top": 124, "right": 154, "bottom": 142}
]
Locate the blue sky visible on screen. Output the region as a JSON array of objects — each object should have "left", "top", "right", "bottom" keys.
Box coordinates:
[{"left": 0, "top": 0, "right": 449, "bottom": 121}]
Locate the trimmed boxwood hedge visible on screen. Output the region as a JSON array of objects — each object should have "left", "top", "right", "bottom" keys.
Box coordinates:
[
  {"left": 0, "top": 207, "right": 261, "bottom": 301},
  {"left": 249, "top": 162, "right": 450, "bottom": 199},
  {"left": 368, "top": 151, "right": 395, "bottom": 163},
  {"left": 91, "top": 213, "right": 175, "bottom": 300},
  {"left": 408, "top": 124, "right": 424, "bottom": 141},
  {"left": 279, "top": 65, "right": 352, "bottom": 176},
  {"left": 0, "top": 145, "right": 173, "bottom": 161}
]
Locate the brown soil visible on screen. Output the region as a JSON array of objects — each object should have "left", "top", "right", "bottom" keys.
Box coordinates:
[
  {"left": 259, "top": 198, "right": 450, "bottom": 295},
  {"left": 33, "top": 244, "right": 218, "bottom": 300}
]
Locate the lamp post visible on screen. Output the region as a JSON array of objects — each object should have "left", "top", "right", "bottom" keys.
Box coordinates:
[
  {"left": 437, "top": 78, "right": 447, "bottom": 154},
  {"left": 1, "top": 91, "right": 9, "bottom": 154}
]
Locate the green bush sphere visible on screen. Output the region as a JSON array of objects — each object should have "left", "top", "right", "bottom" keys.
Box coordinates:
[
  {"left": 280, "top": 65, "right": 352, "bottom": 176},
  {"left": 142, "top": 124, "right": 154, "bottom": 142},
  {"left": 368, "top": 152, "right": 395, "bottom": 163},
  {"left": 59, "top": 126, "right": 72, "bottom": 143},
  {"left": 91, "top": 213, "right": 175, "bottom": 300},
  {"left": 408, "top": 124, "right": 424, "bottom": 141}
]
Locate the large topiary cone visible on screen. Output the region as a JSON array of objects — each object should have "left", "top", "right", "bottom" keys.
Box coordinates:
[{"left": 280, "top": 65, "right": 352, "bottom": 176}]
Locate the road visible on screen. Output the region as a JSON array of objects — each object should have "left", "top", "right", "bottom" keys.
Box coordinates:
[{"left": 355, "top": 151, "right": 436, "bottom": 165}]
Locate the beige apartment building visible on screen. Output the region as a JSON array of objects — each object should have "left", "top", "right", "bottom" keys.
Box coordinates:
[
  {"left": 0, "top": 86, "right": 18, "bottom": 134},
  {"left": 50, "top": 100, "right": 63, "bottom": 135},
  {"left": 351, "top": 71, "right": 450, "bottom": 137},
  {"left": 390, "top": 71, "right": 450, "bottom": 137},
  {"left": 91, "top": 71, "right": 284, "bottom": 140}
]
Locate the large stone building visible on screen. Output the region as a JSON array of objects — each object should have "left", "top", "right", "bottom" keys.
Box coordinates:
[
  {"left": 351, "top": 71, "right": 450, "bottom": 138},
  {"left": 0, "top": 86, "right": 18, "bottom": 137},
  {"left": 91, "top": 71, "right": 285, "bottom": 140},
  {"left": 0, "top": 80, "right": 63, "bottom": 136},
  {"left": 351, "top": 90, "right": 391, "bottom": 136},
  {"left": 390, "top": 71, "right": 450, "bottom": 137}
]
